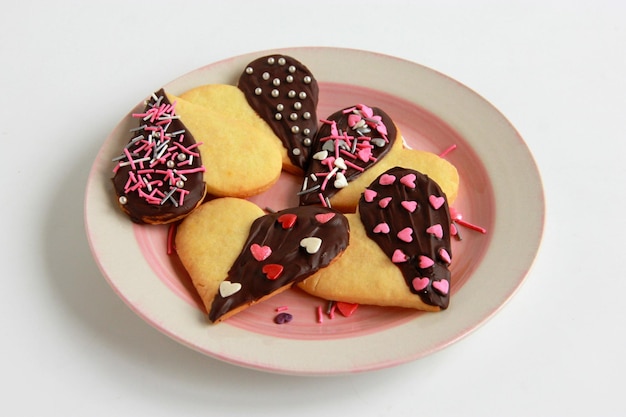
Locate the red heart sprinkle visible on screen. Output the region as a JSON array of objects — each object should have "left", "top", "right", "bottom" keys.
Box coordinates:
[
  {"left": 262, "top": 264, "right": 284, "bottom": 280},
  {"left": 335, "top": 302, "right": 359, "bottom": 317},
  {"left": 277, "top": 213, "right": 297, "bottom": 229}
]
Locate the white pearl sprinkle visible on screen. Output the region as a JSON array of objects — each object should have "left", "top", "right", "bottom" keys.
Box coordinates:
[
  {"left": 166, "top": 160, "right": 175, "bottom": 168},
  {"left": 275, "top": 113, "right": 282, "bottom": 120},
  {"left": 303, "top": 128, "right": 310, "bottom": 135},
  {"left": 299, "top": 92, "right": 307, "bottom": 99},
  {"left": 278, "top": 57, "right": 286, "bottom": 65},
  {"left": 262, "top": 72, "right": 270, "bottom": 80},
  {"left": 303, "top": 112, "right": 311, "bottom": 119},
  {"left": 288, "top": 90, "right": 296, "bottom": 98},
  {"left": 288, "top": 65, "right": 296, "bottom": 73},
  {"left": 290, "top": 113, "right": 298, "bottom": 121},
  {"left": 273, "top": 78, "right": 280, "bottom": 86},
  {"left": 267, "top": 57, "right": 275, "bottom": 64},
  {"left": 119, "top": 196, "right": 128, "bottom": 205},
  {"left": 303, "top": 138, "right": 312, "bottom": 146},
  {"left": 303, "top": 76, "right": 312, "bottom": 84},
  {"left": 276, "top": 103, "right": 284, "bottom": 111},
  {"left": 245, "top": 66, "right": 253, "bottom": 74},
  {"left": 291, "top": 126, "right": 300, "bottom": 134},
  {"left": 254, "top": 87, "right": 262, "bottom": 95},
  {"left": 176, "top": 180, "right": 185, "bottom": 188},
  {"left": 294, "top": 101, "right": 302, "bottom": 110},
  {"left": 177, "top": 153, "right": 187, "bottom": 161},
  {"left": 292, "top": 148, "right": 301, "bottom": 155},
  {"left": 286, "top": 75, "right": 294, "bottom": 83},
  {"left": 271, "top": 89, "right": 279, "bottom": 98}
]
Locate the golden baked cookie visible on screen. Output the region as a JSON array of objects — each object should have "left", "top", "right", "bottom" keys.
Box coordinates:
[
  {"left": 175, "top": 198, "right": 350, "bottom": 323},
  {"left": 299, "top": 167, "right": 453, "bottom": 311}
]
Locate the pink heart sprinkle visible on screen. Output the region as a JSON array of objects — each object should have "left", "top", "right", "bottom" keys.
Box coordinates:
[
  {"left": 373, "top": 223, "right": 390, "bottom": 234},
  {"left": 432, "top": 280, "right": 449, "bottom": 295},
  {"left": 429, "top": 195, "right": 445, "bottom": 210},
  {"left": 347, "top": 114, "right": 361, "bottom": 127},
  {"left": 401, "top": 200, "right": 418, "bottom": 213},
  {"left": 357, "top": 147, "right": 372, "bottom": 162},
  {"left": 418, "top": 255, "right": 434, "bottom": 269},
  {"left": 400, "top": 173, "right": 416, "bottom": 189},
  {"left": 392, "top": 249, "right": 408, "bottom": 263},
  {"left": 397, "top": 227, "right": 413, "bottom": 243},
  {"left": 439, "top": 248, "right": 452, "bottom": 264},
  {"left": 379, "top": 174, "right": 396, "bottom": 185},
  {"left": 250, "top": 243, "right": 272, "bottom": 261},
  {"left": 378, "top": 196, "right": 392, "bottom": 208},
  {"left": 359, "top": 104, "right": 374, "bottom": 118},
  {"left": 363, "top": 189, "right": 377, "bottom": 202},
  {"left": 376, "top": 123, "right": 388, "bottom": 136},
  {"left": 315, "top": 212, "right": 335, "bottom": 224},
  {"left": 412, "top": 277, "right": 430, "bottom": 291},
  {"left": 426, "top": 224, "right": 444, "bottom": 239}
]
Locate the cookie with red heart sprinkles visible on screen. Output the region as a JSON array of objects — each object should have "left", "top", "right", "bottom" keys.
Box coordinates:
[{"left": 238, "top": 54, "right": 319, "bottom": 173}]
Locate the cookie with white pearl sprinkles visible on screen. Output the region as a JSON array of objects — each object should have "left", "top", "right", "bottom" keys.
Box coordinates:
[
  {"left": 175, "top": 198, "right": 350, "bottom": 323},
  {"left": 111, "top": 89, "right": 207, "bottom": 224},
  {"left": 238, "top": 54, "right": 319, "bottom": 173},
  {"left": 298, "top": 167, "right": 453, "bottom": 312}
]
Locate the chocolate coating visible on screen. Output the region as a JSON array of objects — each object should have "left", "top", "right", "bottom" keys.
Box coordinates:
[
  {"left": 299, "top": 105, "right": 398, "bottom": 206},
  {"left": 209, "top": 206, "right": 350, "bottom": 322},
  {"left": 238, "top": 55, "right": 319, "bottom": 171},
  {"left": 358, "top": 167, "right": 452, "bottom": 309},
  {"left": 111, "top": 89, "right": 206, "bottom": 224}
]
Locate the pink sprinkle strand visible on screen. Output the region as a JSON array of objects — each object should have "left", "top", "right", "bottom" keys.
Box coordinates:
[
  {"left": 439, "top": 144, "right": 457, "bottom": 158},
  {"left": 316, "top": 306, "right": 324, "bottom": 324}
]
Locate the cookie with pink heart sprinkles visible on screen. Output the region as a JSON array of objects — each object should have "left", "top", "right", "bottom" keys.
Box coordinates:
[
  {"left": 299, "top": 104, "right": 398, "bottom": 207},
  {"left": 358, "top": 167, "right": 453, "bottom": 309},
  {"left": 207, "top": 205, "right": 349, "bottom": 322},
  {"left": 238, "top": 54, "right": 319, "bottom": 173}
]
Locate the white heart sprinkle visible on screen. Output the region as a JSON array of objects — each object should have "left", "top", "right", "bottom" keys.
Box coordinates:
[
  {"left": 312, "top": 150, "right": 328, "bottom": 160},
  {"left": 219, "top": 281, "right": 242, "bottom": 298},
  {"left": 334, "top": 157, "right": 348, "bottom": 170},
  {"left": 333, "top": 172, "right": 348, "bottom": 188},
  {"left": 300, "top": 237, "right": 322, "bottom": 254}
]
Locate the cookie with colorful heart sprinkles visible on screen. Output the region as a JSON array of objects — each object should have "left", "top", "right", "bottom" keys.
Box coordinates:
[
  {"left": 175, "top": 198, "right": 350, "bottom": 323},
  {"left": 238, "top": 54, "right": 319, "bottom": 174},
  {"left": 299, "top": 167, "right": 453, "bottom": 311},
  {"left": 298, "top": 104, "right": 459, "bottom": 212},
  {"left": 111, "top": 89, "right": 207, "bottom": 224}
]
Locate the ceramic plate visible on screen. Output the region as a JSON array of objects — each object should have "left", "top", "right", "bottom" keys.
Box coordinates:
[{"left": 84, "top": 47, "right": 544, "bottom": 375}]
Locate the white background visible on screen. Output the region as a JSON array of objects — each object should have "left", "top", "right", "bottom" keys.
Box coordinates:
[{"left": 2, "top": 1, "right": 625, "bottom": 416}]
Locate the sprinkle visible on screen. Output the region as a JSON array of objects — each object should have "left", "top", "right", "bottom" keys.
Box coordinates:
[
  {"left": 274, "top": 312, "right": 293, "bottom": 324},
  {"left": 167, "top": 223, "right": 177, "bottom": 255},
  {"left": 316, "top": 306, "right": 324, "bottom": 324},
  {"left": 439, "top": 144, "right": 457, "bottom": 158},
  {"left": 275, "top": 306, "right": 289, "bottom": 312},
  {"left": 296, "top": 184, "right": 321, "bottom": 195},
  {"left": 326, "top": 300, "right": 335, "bottom": 315},
  {"left": 454, "top": 218, "right": 487, "bottom": 234}
]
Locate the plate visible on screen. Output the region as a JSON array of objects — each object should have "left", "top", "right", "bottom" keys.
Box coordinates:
[{"left": 84, "top": 47, "right": 544, "bottom": 375}]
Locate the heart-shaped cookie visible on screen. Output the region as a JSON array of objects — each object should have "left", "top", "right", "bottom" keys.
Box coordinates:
[
  {"left": 111, "top": 89, "right": 207, "bottom": 224},
  {"left": 299, "top": 167, "right": 452, "bottom": 311},
  {"left": 299, "top": 104, "right": 459, "bottom": 212},
  {"left": 238, "top": 54, "right": 319, "bottom": 174},
  {"left": 164, "top": 86, "right": 283, "bottom": 199},
  {"left": 175, "top": 198, "right": 350, "bottom": 323}
]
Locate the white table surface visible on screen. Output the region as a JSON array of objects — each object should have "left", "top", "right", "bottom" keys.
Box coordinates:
[{"left": 3, "top": 1, "right": 625, "bottom": 415}]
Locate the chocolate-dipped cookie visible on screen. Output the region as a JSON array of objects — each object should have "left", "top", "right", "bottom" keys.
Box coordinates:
[
  {"left": 111, "top": 89, "right": 207, "bottom": 224},
  {"left": 238, "top": 54, "right": 319, "bottom": 173}
]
